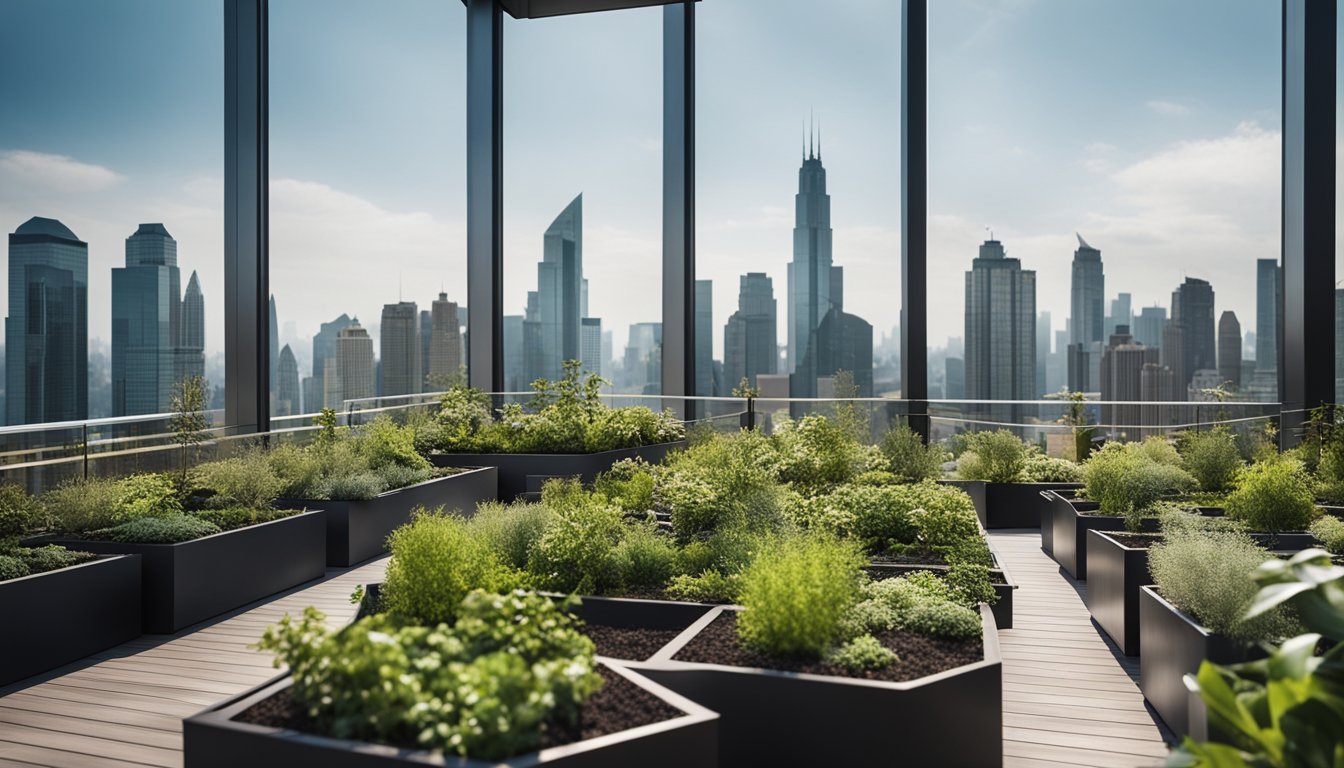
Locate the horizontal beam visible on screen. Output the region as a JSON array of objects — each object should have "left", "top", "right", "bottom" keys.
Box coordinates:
[{"left": 489, "top": 0, "right": 697, "bottom": 19}]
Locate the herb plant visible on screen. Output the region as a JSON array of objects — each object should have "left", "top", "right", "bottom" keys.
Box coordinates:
[
  {"left": 1224, "top": 457, "right": 1318, "bottom": 533},
  {"left": 381, "top": 509, "right": 519, "bottom": 625},
  {"left": 736, "top": 533, "right": 865, "bottom": 656},
  {"left": 878, "top": 425, "right": 948, "bottom": 483},
  {"left": 1177, "top": 428, "right": 1243, "bottom": 493},
  {"left": 955, "top": 430, "right": 1029, "bottom": 483}
]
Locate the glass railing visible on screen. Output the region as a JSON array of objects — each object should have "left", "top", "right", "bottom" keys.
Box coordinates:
[{"left": 0, "top": 394, "right": 1286, "bottom": 495}]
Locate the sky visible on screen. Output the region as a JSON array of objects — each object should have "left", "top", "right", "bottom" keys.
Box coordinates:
[{"left": 0, "top": 0, "right": 1316, "bottom": 389}]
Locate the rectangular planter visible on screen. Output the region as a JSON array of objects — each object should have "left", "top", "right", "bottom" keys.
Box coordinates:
[
  {"left": 50, "top": 511, "right": 326, "bottom": 634},
  {"left": 1047, "top": 489, "right": 1158, "bottom": 581},
  {"left": 1085, "top": 529, "right": 1151, "bottom": 655},
  {"left": 183, "top": 661, "right": 719, "bottom": 768},
  {"left": 431, "top": 441, "right": 685, "bottom": 501},
  {"left": 0, "top": 555, "right": 142, "bottom": 687},
  {"left": 630, "top": 604, "right": 1002, "bottom": 767},
  {"left": 865, "top": 546, "right": 1016, "bottom": 630},
  {"left": 277, "top": 467, "right": 498, "bottom": 566},
  {"left": 1139, "top": 586, "right": 1257, "bottom": 738},
  {"left": 1040, "top": 489, "right": 1056, "bottom": 554},
  {"left": 946, "top": 480, "right": 1082, "bottom": 529}
]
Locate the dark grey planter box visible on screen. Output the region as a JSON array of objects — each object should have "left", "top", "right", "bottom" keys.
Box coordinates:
[
  {"left": 182, "top": 661, "right": 719, "bottom": 768},
  {"left": 50, "top": 511, "right": 326, "bottom": 634},
  {"left": 1086, "top": 529, "right": 1152, "bottom": 655},
  {"left": 1047, "top": 489, "right": 1159, "bottom": 581},
  {"left": 946, "top": 480, "right": 1082, "bottom": 529},
  {"left": 0, "top": 555, "right": 142, "bottom": 687},
  {"left": 430, "top": 442, "right": 685, "bottom": 501},
  {"left": 630, "top": 604, "right": 1002, "bottom": 767},
  {"left": 276, "top": 467, "right": 498, "bottom": 566},
  {"left": 866, "top": 544, "right": 1016, "bottom": 629},
  {"left": 1139, "top": 586, "right": 1257, "bottom": 738}
]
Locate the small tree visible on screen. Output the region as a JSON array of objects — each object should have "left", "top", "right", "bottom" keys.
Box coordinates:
[
  {"left": 1046, "top": 388, "right": 1094, "bottom": 463},
  {"left": 170, "top": 375, "right": 210, "bottom": 484}
]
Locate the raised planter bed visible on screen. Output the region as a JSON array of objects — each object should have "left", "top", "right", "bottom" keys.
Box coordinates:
[
  {"left": 182, "top": 660, "right": 719, "bottom": 768},
  {"left": 1085, "top": 529, "right": 1153, "bottom": 655},
  {"left": 276, "top": 467, "right": 498, "bottom": 566},
  {"left": 629, "top": 604, "right": 1002, "bottom": 767},
  {"left": 1138, "top": 586, "right": 1258, "bottom": 737},
  {"left": 1046, "top": 489, "right": 1159, "bottom": 581},
  {"left": 430, "top": 442, "right": 686, "bottom": 501},
  {"left": 0, "top": 555, "right": 142, "bottom": 687},
  {"left": 944, "top": 480, "right": 1081, "bottom": 529},
  {"left": 48, "top": 511, "right": 326, "bottom": 634},
  {"left": 866, "top": 544, "right": 1016, "bottom": 629}
]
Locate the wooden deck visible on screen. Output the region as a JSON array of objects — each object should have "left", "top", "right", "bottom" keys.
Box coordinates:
[
  {"left": 991, "top": 531, "right": 1172, "bottom": 768},
  {"left": 0, "top": 532, "right": 1172, "bottom": 767}
]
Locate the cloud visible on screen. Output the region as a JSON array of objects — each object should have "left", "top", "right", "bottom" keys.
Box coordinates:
[
  {"left": 0, "top": 150, "right": 123, "bottom": 194},
  {"left": 1146, "top": 100, "right": 1191, "bottom": 116}
]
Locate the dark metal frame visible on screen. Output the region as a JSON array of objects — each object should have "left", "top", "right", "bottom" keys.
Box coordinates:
[{"left": 220, "top": 0, "right": 1336, "bottom": 441}]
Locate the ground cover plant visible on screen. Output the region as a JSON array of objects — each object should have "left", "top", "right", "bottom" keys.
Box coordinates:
[
  {"left": 953, "top": 429, "right": 1081, "bottom": 483},
  {"left": 0, "top": 483, "right": 93, "bottom": 581},
  {"left": 425, "top": 360, "right": 684, "bottom": 455},
  {"left": 1080, "top": 439, "right": 1198, "bottom": 531}
]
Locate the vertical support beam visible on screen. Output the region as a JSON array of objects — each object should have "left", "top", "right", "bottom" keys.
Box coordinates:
[
  {"left": 224, "top": 0, "right": 269, "bottom": 433},
  {"left": 467, "top": 0, "right": 505, "bottom": 393},
  {"left": 662, "top": 0, "right": 695, "bottom": 416},
  {"left": 901, "top": 0, "right": 929, "bottom": 440},
  {"left": 1280, "top": 0, "right": 1335, "bottom": 447}
]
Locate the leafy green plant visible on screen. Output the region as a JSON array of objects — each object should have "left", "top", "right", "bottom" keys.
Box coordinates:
[
  {"left": 736, "top": 533, "right": 865, "bottom": 656},
  {"left": 113, "top": 473, "right": 183, "bottom": 523},
  {"left": 470, "top": 500, "right": 552, "bottom": 570},
  {"left": 666, "top": 569, "right": 742, "bottom": 602},
  {"left": 98, "top": 514, "right": 222, "bottom": 544},
  {"left": 878, "top": 425, "right": 947, "bottom": 483},
  {"left": 656, "top": 432, "right": 782, "bottom": 540},
  {"left": 593, "top": 458, "right": 656, "bottom": 512},
  {"left": 1149, "top": 528, "right": 1299, "bottom": 644},
  {"left": 1309, "top": 515, "right": 1344, "bottom": 556},
  {"left": 773, "top": 414, "right": 867, "bottom": 491},
  {"left": 955, "top": 430, "right": 1029, "bottom": 483},
  {"left": 1178, "top": 428, "right": 1243, "bottom": 493},
  {"left": 1018, "top": 453, "right": 1082, "bottom": 483},
  {"left": 613, "top": 521, "right": 680, "bottom": 588},
  {"left": 1082, "top": 442, "right": 1198, "bottom": 527},
  {"left": 170, "top": 374, "right": 210, "bottom": 484},
  {"left": 16, "top": 544, "right": 94, "bottom": 574},
  {"left": 1224, "top": 458, "right": 1318, "bottom": 534},
  {"left": 527, "top": 480, "right": 624, "bottom": 594},
  {"left": 41, "top": 477, "right": 122, "bottom": 534},
  {"left": 192, "top": 449, "right": 284, "bottom": 509},
  {"left": 825, "top": 634, "right": 898, "bottom": 671},
  {"left": 382, "top": 509, "right": 519, "bottom": 625},
  {"left": 258, "top": 590, "right": 602, "bottom": 760},
  {"left": 0, "top": 555, "right": 30, "bottom": 581},
  {"left": 839, "top": 573, "right": 982, "bottom": 640},
  {"left": 943, "top": 563, "right": 999, "bottom": 607},
  {"left": 1170, "top": 549, "right": 1344, "bottom": 767},
  {"left": 189, "top": 506, "right": 285, "bottom": 531},
  {"left": 0, "top": 483, "right": 41, "bottom": 547},
  {"left": 359, "top": 415, "right": 431, "bottom": 471}
]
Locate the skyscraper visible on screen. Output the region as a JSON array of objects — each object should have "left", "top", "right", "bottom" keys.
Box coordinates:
[
  {"left": 580, "top": 318, "right": 603, "bottom": 378},
  {"left": 787, "top": 132, "right": 834, "bottom": 378},
  {"left": 624, "top": 322, "right": 662, "bottom": 394},
  {"left": 1107, "top": 293, "right": 1132, "bottom": 337},
  {"left": 503, "top": 315, "right": 524, "bottom": 392},
  {"left": 1067, "top": 234, "right": 1104, "bottom": 391},
  {"left": 1133, "top": 306, "right": 1167, "bottom": 349},
  {"left": 178, "top": 271, "right": 205, "bottom": 383},
  {"left": 724, "top": 273, "right": 778, "bottom": 391},
  {"left": 306, "top": 313, "right": 354, "bottom": 409},
  {"left": 426, "top": 293, "right": 462, "bottom": 388},
  {"left": 380, "top": 301, "right": 420, "bottom": 397},
  {"left": 6, "top": 217, "right": 88, "bottom": 425},
  {"left": 276, "top": 343, "right": 300, "bottom": 416},
  {"left": 335, "top": 319, "right": 374, "bottom": 403},
  {"left": 695, "top": 280, "right": 713, "bottom": 397},
  {"left": 1218, "top": 311, "right": 1242, "bottom": 390},
  {"left": 523, "top": 194, "right": 586, "bottom": 383},
  {"left": 964, "top": 238, "right": 1036, "bottom": 413},
  {"left": 1100, "top": 325, "right": 1159, "bottom": 439},
  {"left": 1036, "top": 311, "right": 1051, "bottom": 397},
  {"left": 1173, "top": 277, "right": 1216, "bottom": 389},
  {"left": 1256, "top": 258, "right": 1279, "bottom": 372},
  {"left": 112, "top": 223, "right": 187, "bottom": 416}
]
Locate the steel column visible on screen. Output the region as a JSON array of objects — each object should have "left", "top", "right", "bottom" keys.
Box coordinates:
[
  {"left": 467, "top": 0, "right": 505, "bottom": 393},
  {"left": 661, "top": 0, "right": 695, "bottom": 415},
  {"left": 901, "top": 0, "right": 929, "bottom": 440}
]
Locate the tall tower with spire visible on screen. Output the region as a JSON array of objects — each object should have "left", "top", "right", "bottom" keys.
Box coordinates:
[
  {"left": 787, "top": 119, "right": 834, "bottom": 378},
  {"left": 1067, "top": 233, "right": 1105, "bottom": 391},
  {"left": 523, "top": 194, "right": 588, "bottom": 384}
]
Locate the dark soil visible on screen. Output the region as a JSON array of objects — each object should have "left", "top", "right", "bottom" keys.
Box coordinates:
[
  {"left": 235, "top": 667, "right": 681, "bottom": 756},
  {"left": 1104, "top": 532, "right": 1163, "bottom": 548},
  {"left": 583, "top": 623, "right": 682, "bottom": 661},
  {"left": 672, "top": 612, "right": 982, "bottom": 683},
  {"left": 868, "top": 550, "right": 947, "bottom": 566}
]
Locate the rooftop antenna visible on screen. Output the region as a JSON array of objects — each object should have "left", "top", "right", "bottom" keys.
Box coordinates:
[
  {"left": 809, "top": 108, "right": 814, "bottom": 159},
  {"left": 817, "top": 117, "right": 821, "bottom": 159}
]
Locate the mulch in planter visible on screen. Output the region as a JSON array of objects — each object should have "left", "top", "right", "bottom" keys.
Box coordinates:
[
  {"left": 671, "top": 612, "right": 982, "bottom": 683},
  {"left": 235, "top": 666, "right": 679, "bottom": 755},
  {"left": 583, "top": 624, "right": 683, "bottom": 661}
]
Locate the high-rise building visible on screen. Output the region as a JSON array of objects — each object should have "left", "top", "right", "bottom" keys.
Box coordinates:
[
  {"left": 724, "top": 273, "right": 778, "bottom": 391},
  {"left": 308, "top": 313, "right": 354, "bottom": 408},
  {"left": 276, "top": 343, "right": 300, "bottom": 416},
  {"left": 1160, "top": 320, "right": 1187, "bottom": 402},
  {"left": 1256, "top": 258, "right": 1279, "bottom": 372},
  {"left": 335, "top": 319, "right": 374, "bottom": 403},
  {"left": 112, "top": 223, "right": 191, "bottom": 416},
  {"left": 503, "top": 315, "right": 524, "bottom": 392},
  {"left": 1172, "top": 277, "right": 1216, "bottom": 390},
  {"left": 1133, "top": 306, "right": 1167, "bottom": 349},
  {"left": 1100, "top": 325, "right": 1159, "bottom": 438},
  {"left": 1036, "top": 311, "right": 1051, "bottom": 397},
  {"left": 945, "top": 357, "right": 965, "bottom": 400},
  {"left": 523, "top": 194, "right": 585, "bottom": 383},
  {"left": 6, "top": 217, "right": 88, "bottom": 425},
  {"left": 1218, "top": 311, "right": 1242, "bottom": 390},
  {"left": 624, "top": 322, "right": 662, "bottom": 394},
  {"left": 1067, "top": 234, "right": 1104, "bottom": 391},
  {"left": 426, "top": 293, "right": 462, "bottom": 388},
  {"left": 964, "top": 238, "right": 1036, "bottom": 414},
  {"left": 380, "top": 301, "right": 420, "bottom": 397},
  {"left": 786, "top": 134, "right": 834, "bottom": 378},
  {"left": 580, "top": 318, "right": 603, "bottom": 378},
  {"left": 178, "top": 271, "right": 205, "bottom": 384},
  {"left": 695, "top": 279, "right": 713, "bottom": 396},
  {"left": 1046, "top": 329, "right": 1068, "bottom": 395}
]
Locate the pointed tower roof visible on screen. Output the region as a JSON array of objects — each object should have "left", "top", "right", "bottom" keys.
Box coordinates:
[
  {"left": 185, "top": 270, "right": 202, "bottom": 295},
  {"left": 1076, "top": 232, "right": 1094, "bottom": 250}
]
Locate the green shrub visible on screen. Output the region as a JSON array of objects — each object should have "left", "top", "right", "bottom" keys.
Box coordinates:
[
  {"left": 825, "top": 634, "right": 898, "bottom": 671},
  {"left": 902, "top": 601, "right": 982, "bottom": 639},
  {"left": 371, "top": 463, "right": 435, "bottom": 492},
  {"left": 100, "top": 515, "right": 222, "bottom": 544},
  {"left": 382, "top": 509, "right": 519, "bottom": 625},
  {"left": 360, "top": 416, "right": 431, "bottom": 471},
  {"left": 613, "top": 522, "right": 680, "bottom": 588},
  {"left": 433, "top": 386, "right": 496, "bottom": 452},
  {"left": 190, "top": 506, "right": 285, "bottom": 531},
  {"left": 791, "top": 483, "right": 917, "bottom": 550},
  {"left": 1309, "top": 515, "right": 1344, "bottom": 555},
  {"left": 527, "top": 481, "right": 624, "bottom": 594},
  {"left": 1082, "top": 442, "right": 1197, "bottom": 522},
  {"left": 0, "top": 555, "right": 30, "bottom": 581},
  {"left": 16, "top": 544, "right": 94, "bottom": 574},
  {"left": 1157, "top": 502, "right": 1247, "bottom": 535},
  {"left": 1149, "top": 528, "right": 1299, "bottom": 643},
  {"left": 736, "top": 533, "right": 865, "bottom": 656},
  {"left": 657, "top": 433, "right": 782, "bottom": 540},
  {"left": 470, "top": 501, "right": 552, "bottom": 570},
  {"left": 192, "top": 450, "right": 284, "bottom": 509},
  {"left": 113, "top": 473, "right": 183, "bottom": 523},
  {"left": 665, "top": 570, "right": 742, "bottom": 602},
  {"left": 878, "top": 426, "right": 947, "bottom": 483},
  {"left": 268, "top": 442, "right": 326, "bottom": 499},
  {"left": 955, "top": 430, "right": 1028, "bottom": 483},
  {"left": 258, "top": 591, "right": 601, "bottom": 760},
  {"left": 839, "top": 573, "right": 982, "bottom": 640},
  {"left": 1018, "top": 453, "right": 1082, "bottom": 483},
  {"left": 1224, "top": 457, "right": 1318, "bottom": 533},
  {"left": 321, "top": 471, "right": 388, "bottom": 501},
  {"left": 586, "top": 406, "right": 683, "bottom": 452},
  {"left": 593, "top": 458, "right": 655, "bottom": 512},
  {"left": 943, "top": 563, "right": 998, "bottom": 607},
  {"left": 1133, "top": 436, "right": 1183, "bottom": 466},
  {"left": 909, "top": 484, "right": 981, "bottom": 551},
  {"left": 774, "top": 414, "right": 867, "bottom": 491},
  {"left": 0, "top": 484, "right": 42, "bottom": 545},
  {"left": 1177, "top": 428, "right": 1243, "bottom": 493},
  {"left": 42, "top": 477, "right": 122, "bottom": 534}
]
